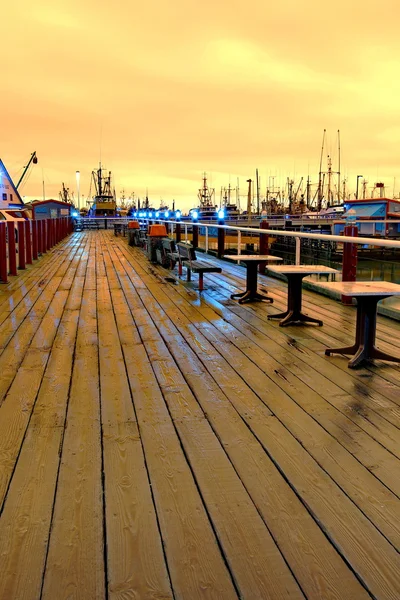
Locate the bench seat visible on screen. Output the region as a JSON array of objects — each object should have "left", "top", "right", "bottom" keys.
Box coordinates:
[
  {"left": 181, "top": 259, "right": 221, "bottom": 274},
  {"left": 176, "top": 242, "right": 222, "bottom": 290}
]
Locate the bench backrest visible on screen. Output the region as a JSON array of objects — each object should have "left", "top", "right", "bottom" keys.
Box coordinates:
[
  {"left": 162, "top": 237, "right": 176, "bottom": 253},
  {"left": 177, "top": 242, "right": 196, "bottom": 263}
]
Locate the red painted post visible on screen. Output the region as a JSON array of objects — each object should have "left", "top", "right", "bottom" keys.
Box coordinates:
[
  {"left": 7, "top": 221, "right": 17, "bottom": 276},
  {"left": 0, "top": 223, "right": 8, "bottom": 283},
  {"left": 37, "top": 220, "right": 42, "bottom": 254},
  {"left": 47, "top": 218, "right": 51, "bottom": 250},
  {"left": 18, "top": 221, "right": 26, "bottom": 269},
  {"left": 25, "top": 221, "right": 32, "bottom": 265},
  {"left": 259, "top": 220, "right": 270, "bottom": 273},
  {"left": 32, "top": 220, "right": 38, "bottom": 260},
  {"left": 341, "top": 225, "right": 358, "bottom": 305}
]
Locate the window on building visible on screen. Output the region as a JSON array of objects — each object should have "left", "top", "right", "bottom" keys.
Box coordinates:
[{"left": 2, "top": 193, "right": 7, "bottom": 201}]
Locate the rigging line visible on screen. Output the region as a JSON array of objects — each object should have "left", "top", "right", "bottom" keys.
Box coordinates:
[{"left": 18, "top": 164, "right": 33, "bottom": 192}]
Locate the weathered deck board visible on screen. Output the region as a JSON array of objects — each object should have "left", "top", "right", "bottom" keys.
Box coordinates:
[
  {"left": 115, "top": 236, "right": 400, "bottom": 597},
  {"left": 0, "top": 230, "right": 400, "bottom": 600},
  {"left": 0, "top": 236, "right": 89, "bottom": 600},
  {"left": 108, "top": 244, "right": 370, "bottom": 599}
]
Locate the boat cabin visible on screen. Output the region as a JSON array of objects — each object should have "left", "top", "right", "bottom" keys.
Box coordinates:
[{"left": 333, "top": 198, "right": 400, "bottom": 237}]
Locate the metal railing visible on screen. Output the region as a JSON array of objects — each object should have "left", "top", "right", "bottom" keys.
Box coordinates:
[{"left": 144, "top": 218, "right": 400, "bottom": 256}]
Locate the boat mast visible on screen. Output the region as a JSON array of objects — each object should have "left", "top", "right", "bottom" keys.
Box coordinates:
[
  {"left": 246, "top": 179, "right": 252, "bottom": 221},
  {"left": 256, "top": 168, "right": 260, "bottom": 214},
  {"left": 306, "top": 176, "right": 311, "bottom": 208},
  {"left": 317, "top": 129, "right": 326, "bottom": 211},
  {"left": 97, "top": 164, "right": 102, "bottom": 197},
  {"left": 327, "top": 156, "right": 332, "bottom": 207},
  {"left": 337, "top": 130, "right": 341, "bottom": 204}
]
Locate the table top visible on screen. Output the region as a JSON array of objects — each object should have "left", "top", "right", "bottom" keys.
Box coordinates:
[
  {"left": 321, "top": 281, "right": 400, "bottom": 297},
  {"left": 224, "top": 255, "right": 283, "bottom": 262},
  {"left": 267, "top": 265, "right": 339, "bottom": 275}
]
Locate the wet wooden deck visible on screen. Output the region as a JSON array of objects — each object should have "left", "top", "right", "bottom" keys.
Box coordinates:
[{"left": 0, "top": 230, "right": 400, "bottom": 600}]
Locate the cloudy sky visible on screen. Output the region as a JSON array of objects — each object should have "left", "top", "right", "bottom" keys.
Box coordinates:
[{"left": 2, "top": 0, "right": 400, "bottom": 210}]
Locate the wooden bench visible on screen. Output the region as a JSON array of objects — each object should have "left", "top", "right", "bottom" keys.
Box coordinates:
[
  {"left": 128, "top": 229, "right": 147, "bottom": 247},
  {"left": 176, "top": 242, "right": 222, "bottom": 291},
  {"left": 157, "top": 237, "right": 179, "bottom": 269}
]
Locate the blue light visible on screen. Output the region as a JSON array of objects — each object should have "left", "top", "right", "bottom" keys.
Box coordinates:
[
  {"left": 134, "top": 212, "right": 137, "bottom": 217},
  {"left": 72, "top": 211, "right": 79, "bottom": 217},
  {"left": 192, "top": 210, "right": 199, "bottom": 221},
  {"left": 175, "top": 210, "right": 181, "bottom": 219},
  {"left": 217, "top": 209, "right": 225, "bottom": 220},
  {"left": 155, "top": 211, "right": 160, "bottom": 218},
  {"left": 149, "top": 212, "right": 153, "bottom": 218},
  {"left": 164, "top": 211, "right": 170, "bottom": 218}
]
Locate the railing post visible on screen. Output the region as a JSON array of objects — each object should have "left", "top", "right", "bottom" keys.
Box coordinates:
[
  {"left": 217, "top": 221, "right": 225, "bottom": 259},
  {"left": 0, "top": 223, "right": 8, "bottom": 283},
  {"left": 192, "top": 224, "right": 199, "bottom": 250},
  {"left": 184, "top": 223, "right": 188, "bottom": 242},
  {"left": 38, "top": 220, "right": 43, "bottom": 254},
  {"left": 18, "top": 221, "right": 26, "bottom": 269},
  {"left": 32, "top": 220, "right": 38, "bottom": 260},
  {"left": 259, "top": 220, "right": 269, "bottom": 273},
  {"left": 205, "top": 226, "right": 209, "bottom": 253},
  {"left": 25, "top": 220, "right": 32, "bottom": 265},
  {"left": 237, "top": 230, "right": 241, "bottom": 254},
  {"left": 295, "top": 237, "right": 301, "bottom": 265},
  {"left": 176, "top": 221, "right": 181, "bottom": 243},
  {"left": 46, "top": 218, "right": 51, "bottom": 250},
  {"left": 7, "top": 221, "right": 17, "bottom": 275},
  {"left": 342, "top": 225, "right": 358, "bottom": 305}
]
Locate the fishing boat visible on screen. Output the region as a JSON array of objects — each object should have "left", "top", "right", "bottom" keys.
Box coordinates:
[
  {"left": 190, "top": 173, "right": 218, "bottom": 220},
  {"left": 88, "top": 164, "right": 117, "bottom": 216}
]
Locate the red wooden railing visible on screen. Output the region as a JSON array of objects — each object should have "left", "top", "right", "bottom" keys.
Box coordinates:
[{"left": 0, "top": 216, "right": 72, "bottom": 284}]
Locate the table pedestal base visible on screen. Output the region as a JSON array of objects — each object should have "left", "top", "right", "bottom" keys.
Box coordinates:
[
  {"left": 268, "top": 274, "right": 323, "bottom": 327},
  {"left": 269, "top": 309, "right": 323, "bottom": 327},
  {"left": 231, "top": 290, "right": 273, "bottom": 304},
  {"left": 231, "top": 262, "right": 273, "bottom": 304},
  {"left": 325, "top": 296, "right": 400, "bottom": 368}
]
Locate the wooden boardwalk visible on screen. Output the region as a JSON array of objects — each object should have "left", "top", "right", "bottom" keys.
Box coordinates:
[{"left": 0, "top": 230, "right": 399, "bottom": 600}]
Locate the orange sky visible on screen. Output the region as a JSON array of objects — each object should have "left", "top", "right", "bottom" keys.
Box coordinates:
[{"left": 3, "top": 0, "right": 400, "bottom": 211}]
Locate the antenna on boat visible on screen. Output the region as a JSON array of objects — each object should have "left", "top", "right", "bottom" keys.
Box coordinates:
[
  {"left": 337, "top": 130, "right": 341, "bottom": 204},
  {"left": 317, "top": 129, "right": 326, "bottom": 211},
  {"left": 99, "top": 122, "right": 103, "bottom": 165},
  {"left": 256, "top": 168, "right": 260, "bottom": 214},
  {"left": 42, "top": 168, "right": 45, "bottom": 201}
]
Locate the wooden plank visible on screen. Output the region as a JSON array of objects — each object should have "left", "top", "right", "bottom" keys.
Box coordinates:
[
  {"left": 96, "top": 278, "right": 173, "bottom": 599},
  {"left": 0, "top": 244, "right": 87, "bottom": 599},
  {"left": 105, "top": 239, "right": 306, "bottom": 599},
  {"left": 99, "top": 244, "right": 239, "bottom": 599},
  {"left": 112, "top": 237, "right": 400, "bottom": 598},
  {"left": 42, "top": 288, "right": 105, "bottom": 600},
  {"left": 203, "top": 277, "right": 400, "bottom": 435},
  {"left": 0, "top": 289, "right": 69, "bottom": 507}
]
